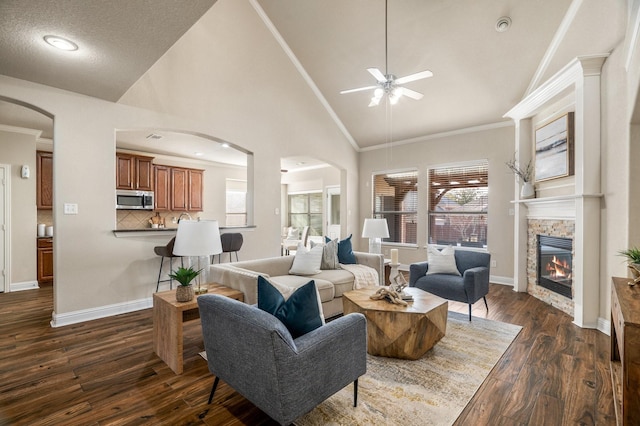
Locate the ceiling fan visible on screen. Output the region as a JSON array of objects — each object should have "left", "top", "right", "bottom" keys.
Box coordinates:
[{"left": 340, "top": 0, "right": 433, "bottom": 107}]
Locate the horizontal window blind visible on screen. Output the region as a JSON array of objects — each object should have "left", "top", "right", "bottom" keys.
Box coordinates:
[{"left": 428, "top": 162, "right": 488, "bottom": 247}]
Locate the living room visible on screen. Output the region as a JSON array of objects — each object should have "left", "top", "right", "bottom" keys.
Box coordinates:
[{"left": 0, "top": 0, "right": 639, "bottom": 424}]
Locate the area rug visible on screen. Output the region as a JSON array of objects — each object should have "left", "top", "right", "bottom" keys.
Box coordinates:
[{"left": 293, "top": 311, "right": 522, "bottom": 426}]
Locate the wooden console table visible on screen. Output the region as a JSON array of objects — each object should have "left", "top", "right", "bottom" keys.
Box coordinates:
[
  {"left": 610, "top": 277, "right": 640, "bottom": 425},
  {"left": 153, "top": 283, "right": 244, "bottom": 374}
]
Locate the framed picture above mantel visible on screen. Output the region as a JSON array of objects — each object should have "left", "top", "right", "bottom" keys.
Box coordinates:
[{"left": 534, "top": 112, "right": 574, "bottom": 183}]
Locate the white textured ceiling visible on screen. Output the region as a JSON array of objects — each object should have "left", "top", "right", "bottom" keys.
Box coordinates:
[
  {"left": 0, "top": 0, "right": 627, "bottom": 160},
  {"left": 0, "top": 0, "right": 217, "bottom": 102}
]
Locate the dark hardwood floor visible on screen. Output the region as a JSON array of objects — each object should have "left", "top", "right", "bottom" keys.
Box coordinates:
[{"left": 0, "top": 283, "right": 615, "bottom": 425}]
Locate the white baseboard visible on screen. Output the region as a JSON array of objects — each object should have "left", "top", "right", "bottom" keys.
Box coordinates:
[
  {"left": 51, "top": 297, "right": 153, "bottom": 327},
  {"left": 597, "top": 317, "right": 610, "bottom": 336},
  {"left": 490, "top": 275, "right": 514, "bottom": 286},
  {"left": 10, "top": 280, "right": 39, "bottom": 292}
]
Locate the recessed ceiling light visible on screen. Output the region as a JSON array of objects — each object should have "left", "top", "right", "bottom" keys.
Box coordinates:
[
  {"left": 495, "top": 17, "right": 512, "bottom": 33},
  {"left": 296, "top": 161, "right": 306, "bottom": 166},
  {"left": 43, "top": 35, "right": 78, "bottom": 51},
  {"left": 194, "top": 152, "right": 204, "bottom": 156},
  {"left": 221, "top": 143, "right": 229, "bottom": 148}
]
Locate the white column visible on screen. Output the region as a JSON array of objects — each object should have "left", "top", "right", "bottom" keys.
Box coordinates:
[{"left": 513, "top": 119, "right": 532, "bottom": 292}]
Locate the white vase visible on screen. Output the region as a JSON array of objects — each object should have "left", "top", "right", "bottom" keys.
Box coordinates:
[{"left": 521, "top": 182, "right": 535, "bottom": 199}]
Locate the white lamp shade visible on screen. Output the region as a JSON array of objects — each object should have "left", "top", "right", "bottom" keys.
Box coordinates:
[
  {"left": 362, "top": 218, "right": 390, "bottom": 238},
  {"left": 173, "top": 220, "right": 223, "bottom": 256}
]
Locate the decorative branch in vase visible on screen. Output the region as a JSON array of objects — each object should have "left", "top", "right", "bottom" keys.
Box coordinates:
[{"left": 506, "top": 154, "right": 534, "bottom": 199}]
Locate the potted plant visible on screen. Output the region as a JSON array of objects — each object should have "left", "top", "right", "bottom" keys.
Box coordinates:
[
  {"left": 505, "top": 154, "right": 534, "bottom": 199},
  {"left": 618, "top": 247, "right": 640, "bottom": 282},
  {"left": 169, "top": 266, "right": 201, "bottom": 302}
]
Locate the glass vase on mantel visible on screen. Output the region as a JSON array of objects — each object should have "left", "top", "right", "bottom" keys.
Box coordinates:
[{"left": 520, "top": 181, "right": 535, "bottom": 199}]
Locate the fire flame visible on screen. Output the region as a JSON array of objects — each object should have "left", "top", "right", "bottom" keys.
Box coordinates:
[{"left": 545, "top": 256, "right": 571, "bottom": 279}]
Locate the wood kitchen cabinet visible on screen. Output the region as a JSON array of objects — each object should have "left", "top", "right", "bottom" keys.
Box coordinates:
[
  {"left": 116, "top": 153, "right": 154, "bottom": 191},
  {"left": 154, "top": 165, "right": 171, "bottom": 211},
  {"left": 36, "top": 151, "right": 53, "bottom": 210},
  {"left": 169, "top": 167, "right": 203, "bottom": 212},
  {"left": 37, "top": 238, "right": 53, "bottom": 285}
]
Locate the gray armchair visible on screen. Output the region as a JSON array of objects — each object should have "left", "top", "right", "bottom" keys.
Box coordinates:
[
  {"left": 409, "top": 249, "right": 490, "bottom": 321},
  {"left": 197, "top": 294, "right": 367, "bottom": 425}
]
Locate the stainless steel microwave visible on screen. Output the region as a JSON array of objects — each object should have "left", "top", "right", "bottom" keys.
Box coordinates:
[{"left": 116, "top": 190, "right": 155, "bottom": 210}]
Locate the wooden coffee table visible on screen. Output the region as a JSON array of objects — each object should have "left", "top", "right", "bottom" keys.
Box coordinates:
[
  {"left": 343, "top": 287, "right": 448, "bottom": 360},
  {"left": 153, "top": 283, "right": 244, "bottom": 374}
]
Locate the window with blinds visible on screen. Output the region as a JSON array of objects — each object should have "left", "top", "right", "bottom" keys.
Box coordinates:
[
  {"left": 428, "top": 162, "right": 488, "bottom": 248},
  {"left": 372, "top": 171, "right": 418, "bottom": 244},
  {"left": 288, "top": 192, "right": 322, "bottom": 236},
  {"left": 225, "top": 179, "right": 247, "bottom": 226}
]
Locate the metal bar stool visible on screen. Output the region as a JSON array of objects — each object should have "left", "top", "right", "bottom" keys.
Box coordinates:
[{"left": 154, "top": 237, "right": 182, "bottom": 292}]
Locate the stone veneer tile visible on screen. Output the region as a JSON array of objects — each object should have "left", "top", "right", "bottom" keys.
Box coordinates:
[{"left": 526, "top": 219, "right": 575, "bottom": 317}]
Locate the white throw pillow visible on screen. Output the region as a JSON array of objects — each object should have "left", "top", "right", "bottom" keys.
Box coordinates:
[
  {"left": 426, "top": 245, "right": 461, "bottom": 276},
  {"left": 289, "top": 243, "right": 323, "bottom": 275}
]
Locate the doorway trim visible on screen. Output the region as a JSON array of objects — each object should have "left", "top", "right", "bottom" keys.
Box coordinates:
[{"left": 1, "top": 164, "right": 10, "bottom": 293}]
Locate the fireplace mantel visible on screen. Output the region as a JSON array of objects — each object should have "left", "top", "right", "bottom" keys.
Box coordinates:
[{"left": 512, "top": 194, "right": 603, "bottom": 219}]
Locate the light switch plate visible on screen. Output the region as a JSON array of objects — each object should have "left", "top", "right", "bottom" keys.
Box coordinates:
[{"left": 64, "top": 203, "right": 78, "bottom": 215}]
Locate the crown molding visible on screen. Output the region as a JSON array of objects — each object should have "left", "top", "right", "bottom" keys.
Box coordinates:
[
  {"left": 359, "top": 120, "right": 513, "bottom": 152},
  {"left": 504, "top": 54, "right": 609, "bottom": 121}
]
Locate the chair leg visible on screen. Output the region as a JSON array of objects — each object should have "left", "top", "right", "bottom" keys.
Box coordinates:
[
  {"left": 468, "top": 304, "right": 472, "bottom": 321},
  {"left": 483, "top": 296, "right": 488, "bottom": 312},
  {"left": 208, "top": 376, "right": 220, "bottom": 404},
  {"left": 234, "top": 251, "right": 239, "bottom": 262},
  {"left": 353, "top": 378, "right": 358, "bottom": 407},
  {"left": 156, "top": 256, "right": 165, "bottom": 292},
  {"left": 169, "top": 257, "right": 174, "bottom": 290}
]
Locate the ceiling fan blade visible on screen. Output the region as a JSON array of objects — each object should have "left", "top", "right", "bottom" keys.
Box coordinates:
[
  {"left": 367, "top": 68, "right": 387, "bottom": 83},
  {"left": 340, "top": 85, "right": 378, "bottom": 94},
  {"left": 395, "top": 70, "right": 433, "bottom": 85},
  {"left": 401, "top": 87, "right": 424, "bottom": 100}
]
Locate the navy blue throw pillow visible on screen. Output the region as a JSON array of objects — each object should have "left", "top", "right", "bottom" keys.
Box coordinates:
[
  {"left": 257, "top": 276, "right": 323, "bottom": 338},
  {"left": 327, "top": 234, "right": 357, "bottom": 264}
]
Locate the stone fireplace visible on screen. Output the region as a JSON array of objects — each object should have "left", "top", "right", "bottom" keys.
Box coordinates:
[
  {"left": 537, "top": 235, "right": 573, "bottom": 299},
  {"left": 527, "top": 218, "right": 575, "bottom": 317}
]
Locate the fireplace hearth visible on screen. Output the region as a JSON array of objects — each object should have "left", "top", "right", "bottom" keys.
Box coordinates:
[{"left": 537, "top": 235, "right": 573, "bottom": 299}]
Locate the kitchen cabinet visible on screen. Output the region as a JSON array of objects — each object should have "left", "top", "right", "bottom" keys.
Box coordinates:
[
  {"left": 154, "top": 165, "right": 204, "bottom": 212},
  {"left": 188, "top": 169, "right": 203, "bottom": 211},
  {"left": 36, "top": 151, "right": 53, "bottom": 210},
  {"left": 116, "top": 153, "right": 154, "bottom": 191},
  {"left": 37, "top": 238, "right": 53, "bottom": 285},
  {"left": 154, "top": 165, "right": 171, "bottom": 211}
]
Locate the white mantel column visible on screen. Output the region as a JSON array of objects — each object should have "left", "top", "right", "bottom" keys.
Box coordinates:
[{"left": 513, "top": 119, "right": 532, "bottom": 292}]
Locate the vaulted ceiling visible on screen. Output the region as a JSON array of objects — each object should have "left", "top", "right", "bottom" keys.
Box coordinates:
[{"left": 0, "top": 0, "right": 626, "bottom": 156}]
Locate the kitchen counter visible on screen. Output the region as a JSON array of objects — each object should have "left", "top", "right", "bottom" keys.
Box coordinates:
[{"left": 112, "top": 226, "right": 255, "bottom": 238}]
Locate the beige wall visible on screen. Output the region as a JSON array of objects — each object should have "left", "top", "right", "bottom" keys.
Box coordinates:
[
  {"left": 358, "top": 124, "right": 515, "bottom": 280},
  {"left": 0, "top": 0, "right": 358, "bottom": 319},
  {"left": 0, "top": 128, "right": 37, "bottom": 284}
]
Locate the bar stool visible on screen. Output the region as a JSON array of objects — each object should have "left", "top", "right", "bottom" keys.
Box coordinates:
[
  {"left": 217, "top": 233, "right": 243, "bottom": 263},
  {"left": 154, "top": 237, "right": 182, "bottom": 292}
]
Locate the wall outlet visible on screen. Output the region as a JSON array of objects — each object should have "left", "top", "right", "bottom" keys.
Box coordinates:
[{"left": 491, "top": 260, "right": 497, "bottom": 268}]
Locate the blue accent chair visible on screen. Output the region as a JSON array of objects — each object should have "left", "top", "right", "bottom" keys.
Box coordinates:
[{"left": 409, "top": 249, "right": 490, "bottom": 321}]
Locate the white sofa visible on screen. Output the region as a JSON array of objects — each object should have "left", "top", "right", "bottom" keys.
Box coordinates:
[{"left": 209, "top": 252, "right": 384, "bottom": 318}]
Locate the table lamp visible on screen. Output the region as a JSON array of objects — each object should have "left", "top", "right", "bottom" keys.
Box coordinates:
[
  {"left": 172, "top": 219, "right": 222, "bottom": 294},
  {"left": 362, "top": 218, "right": 389, "bottom": 254}
]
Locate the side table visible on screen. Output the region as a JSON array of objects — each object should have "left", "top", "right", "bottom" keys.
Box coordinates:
[{"left": 153, "top": 283, "right": 244, "bottom": 374}]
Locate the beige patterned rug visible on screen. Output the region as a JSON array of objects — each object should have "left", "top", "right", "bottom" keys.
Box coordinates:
[{"left": 294, "top": 311, "right": 522, "bottom": 426}]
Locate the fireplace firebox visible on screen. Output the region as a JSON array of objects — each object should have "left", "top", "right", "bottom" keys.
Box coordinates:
[{"left": 536, "top": 235, "right": 573, "bottom": 299}]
